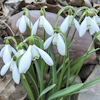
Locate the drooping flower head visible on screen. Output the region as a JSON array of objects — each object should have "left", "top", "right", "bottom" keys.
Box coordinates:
[
  {"left": 16, "top": 10, "right": 33, "bottom": 33},
  {"left": 16, "top": 45, "right": 25, "bottom": 58},
  {"left": 44, "top": 32, "right": 65, "bottom": 56},
  {"left": 19, "top": 37, "right": 53, "bottom": 74},
  {"left": 0, "top": 40, "right": 16, "bottom": 64},
  {"left": 0, "top": 55, "right": 20, "bottom": 84},
  {"left": 31, "top": 9, "right": 54, "bottom": 35},
  {"left": 92, "top": 15, "right": 100, "bottom": 26},
  {"left": 79, "top": 10, "right": 99, "bottom": 37},
  {"left": 60, "top": 9, "right": 80, "bottom": 34}
]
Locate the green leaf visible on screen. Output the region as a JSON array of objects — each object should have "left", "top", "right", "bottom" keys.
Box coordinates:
[
  {"left": 38, "top": 84, "right": 56, "bottom": 99},
  {"left": 81, "top": 77, "right": 100, "bottom": 89},
  {"left": 47, "top": 83, "right": 83, "bottom": 100},
  {"left": 34, "top": 61, "right": 41, "bottom": 83},
  {"left": 21, "top": 74, "right": 35, "bottom": 100},
  {"left": 70, "top": 48, "right": 99, "bottom": 74},
  {"left": 69, "top": 89, "right": 88, "bottom": 95}
]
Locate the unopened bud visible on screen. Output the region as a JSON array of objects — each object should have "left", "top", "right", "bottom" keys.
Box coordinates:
[
  {"left": 13, "top": 55, "right": 17, "bottom": 61},
  {"left": 29, "top": 37, "right": 34, "bottom": 45},
  {"left": 6, "top": 39, "right": 9, "bottom": 44},
  {"left": 68, "top": 9, "right": 72, "bottom": 15}
]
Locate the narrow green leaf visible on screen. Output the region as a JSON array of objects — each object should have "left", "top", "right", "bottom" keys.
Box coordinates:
[
  {"left": 34, "top": 61, "right": 41, "bottom": 83},
  {"left": 81, "top": 77, "right": 100, "bottom": 89},
  {"left": 38, "top": 84, "right": 56, "bottom": 99},
  {"left": 69, "top": 89, "right": 88, "bottom": 95},
  {"left": 70, "top": 48, "right": 99, "bottom": 73},
  {"left": 47, "top": 83, "right": 83, "bottom": 100},
  {"left": 21, "top": 74, "right": 35, "bottom": 100}
]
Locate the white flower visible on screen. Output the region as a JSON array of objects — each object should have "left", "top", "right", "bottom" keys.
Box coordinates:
[
  {"left": 16, "top": 49, "right": 25, "bottom": 58},
  {"left": 16, "top": 15, "right": 33, "bottom": 33},
  {"left": 31, "top": 15, "right": 54, "bottom": 35},
  {"left": 0, "top": 59, "right": 20, "bottom": 84},
  {"left": 60, "top": 15, "right": 80, "bottom": 33},
  {"left": 79, "top": 16, "right": 99, "bottom": 37},
  {"left": 97, "top": 34, "right": 100, "bottom": 41},
  {"left": 19, "top": 44, "right": 53, "bottom": 73},
  {"left": 92, "top": 15, "right": 100, "bottom": 26},
  {"left": 0, "top": 44, "right": 16, "bottom": 64},
  {"left": 44, "top": 33, "right": 65, "bottom": 56}
]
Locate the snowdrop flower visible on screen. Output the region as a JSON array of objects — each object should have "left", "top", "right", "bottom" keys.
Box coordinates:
[
  {"left": 19, "top": 37, "right": 53, "bottom": 73},
  {"left": 79, "top": 13, "right": 99, "bottom": 37},
  {"left": 0, "top": 55, "right": 20, "bottom": 84},
  {"left": 16, "top": 11, "right": 33, "bottom": 33},
  {"left": 0, "top": 40, "right": 16, "bottom": 64},
  {"left": 16, "top": 45, "right": 25, "bottom": 58},
  {"left": 92, "top": 15, "right": 100, "bottom": 26},
  {"left": 60, "top": 9, "right": 79, "bottom": 33},
  {"left": 31, "top": 10, "right": 54, "bottom": 35},
  {"left": 44, "top": 33, "right": 65, "bottom": 56}
]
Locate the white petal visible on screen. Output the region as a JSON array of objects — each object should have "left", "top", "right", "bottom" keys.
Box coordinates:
[
  {"left": 89, "top": 21, "right": 96, "bottom": 35},
  {"left": 16, "top": 49, "right": 25, "bottom": 58},
  {"left": 57, "top": 34, "right": 65, "bottom": 56},
  {"left": 0, "top": 46, "right": 5, "bottom": 57},
  {"left": 92, "top": 20, "right": 99, "bottom": 33},
  {"left": 74, "top": 18, "right": 80, "bottom": 32},
  {"left": 79, "top": 17, "right": 87, "bottom": 37},
  {"left": 41, "top": 16, "right": 54, "bottom": 35},
  {"left": 3, "top": 45, "right": 11, "bottom": 63},
  {"left": 0, "top": 62, "right": 11, "bottom": 76},
  {"left": 60, "top": 15, "right": 70, "bottom": 33},
  {"left": 31, "top": 19, "right": 39, "bottom": 34},
  {"left": 52, "top": 34, "right": 58, "bottom": 45},
  {"left": 16, "top": 17, "right": 22, "bottom": 27},
  {"left": 32, "top": 45, "right": 40, "bottom": 61},
  {"left": 24, "top": 16, "right": 33, "bottom": 28},
  {"left": 44, "top": 35, "right": 54, "bottom": 49},
  {"left": 19, "top": 45, "right": 32, "bottom": 73},
  {"left": 35, "top": 45, "right": 53, "bottom": 66},
  {"left": 19, "top": 15, "right": 26, "bottom": 33},
  {"left": 12, "top": 62, "right": 20, "bottom": 84},
  {"left": 10, "top": 46, "right": 17, "bottom": 54},
  {"left": 10, "top": 60, "right": 14, "bottom": 71}
]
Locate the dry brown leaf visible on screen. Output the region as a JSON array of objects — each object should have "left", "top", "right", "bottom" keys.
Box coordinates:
[
  {"left": 3, "top": 5, "right": 14, "bottom": 16},
  {"left": 0, "top": 74, "right": 15, "bottom": 100}
]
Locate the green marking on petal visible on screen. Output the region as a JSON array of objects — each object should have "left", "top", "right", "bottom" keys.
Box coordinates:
[
  {"left": 97, "top": 23, "right": 100, "bottom": 25},
  {"left": 40, "top": 24, "right": 44, "bottom": 27},
  {"left": 33, "top": 56, "right": 39, "bottom": 60},
  {"left": 87, "top": 25, "right": 91, "bottom": 27},
  {"left": 53, "top": 42, "right": 57, "bottom": 45}
]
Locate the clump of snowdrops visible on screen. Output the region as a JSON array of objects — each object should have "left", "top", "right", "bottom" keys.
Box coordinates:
[{"left": 0, "top": 6, "right": 100, "bottom": 100}]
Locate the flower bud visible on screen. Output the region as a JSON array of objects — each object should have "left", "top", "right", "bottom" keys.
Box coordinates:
[
  {"left": 6, "top": 39, "right": 9, "bottom": 44},
  {"left": 40, "top": 9, "right": 44, "bottom": 16},
  {"left": 86, "top": 10, "right": 89, "bottom": 17},
  {"left": 13, "top": 55, "right": 17, "bottom": 61},
  {"left": 29, "top": 37, "right": 34, "bottom": 45},
  {"left": 18, "top": 45, "right": 23, "bottom": 50},
  {"left": 68, "top": 9, "right": 72, "bottom": 15},
  {"left": 23, "top": 10, "right": 26, "bottom": 15}
]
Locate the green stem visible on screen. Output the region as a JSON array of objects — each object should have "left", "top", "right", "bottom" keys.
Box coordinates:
[
  {"left": 66, "top": 26, "right": 71, "bottom": 38},
  {"left": 71, "top": 29, "right": 76, "bottom": 41},
  {"left": 66, "top": 53, "right": 70, "bottom": 87},
  {"left": 71, "top": 39, "right": 94, "bottom": 85},
  {"left": 57, "top": 56, "right": 66, "bottom": 91},
  {"left": 54, "top": 6, "right": 72, "bottom": 29}
]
